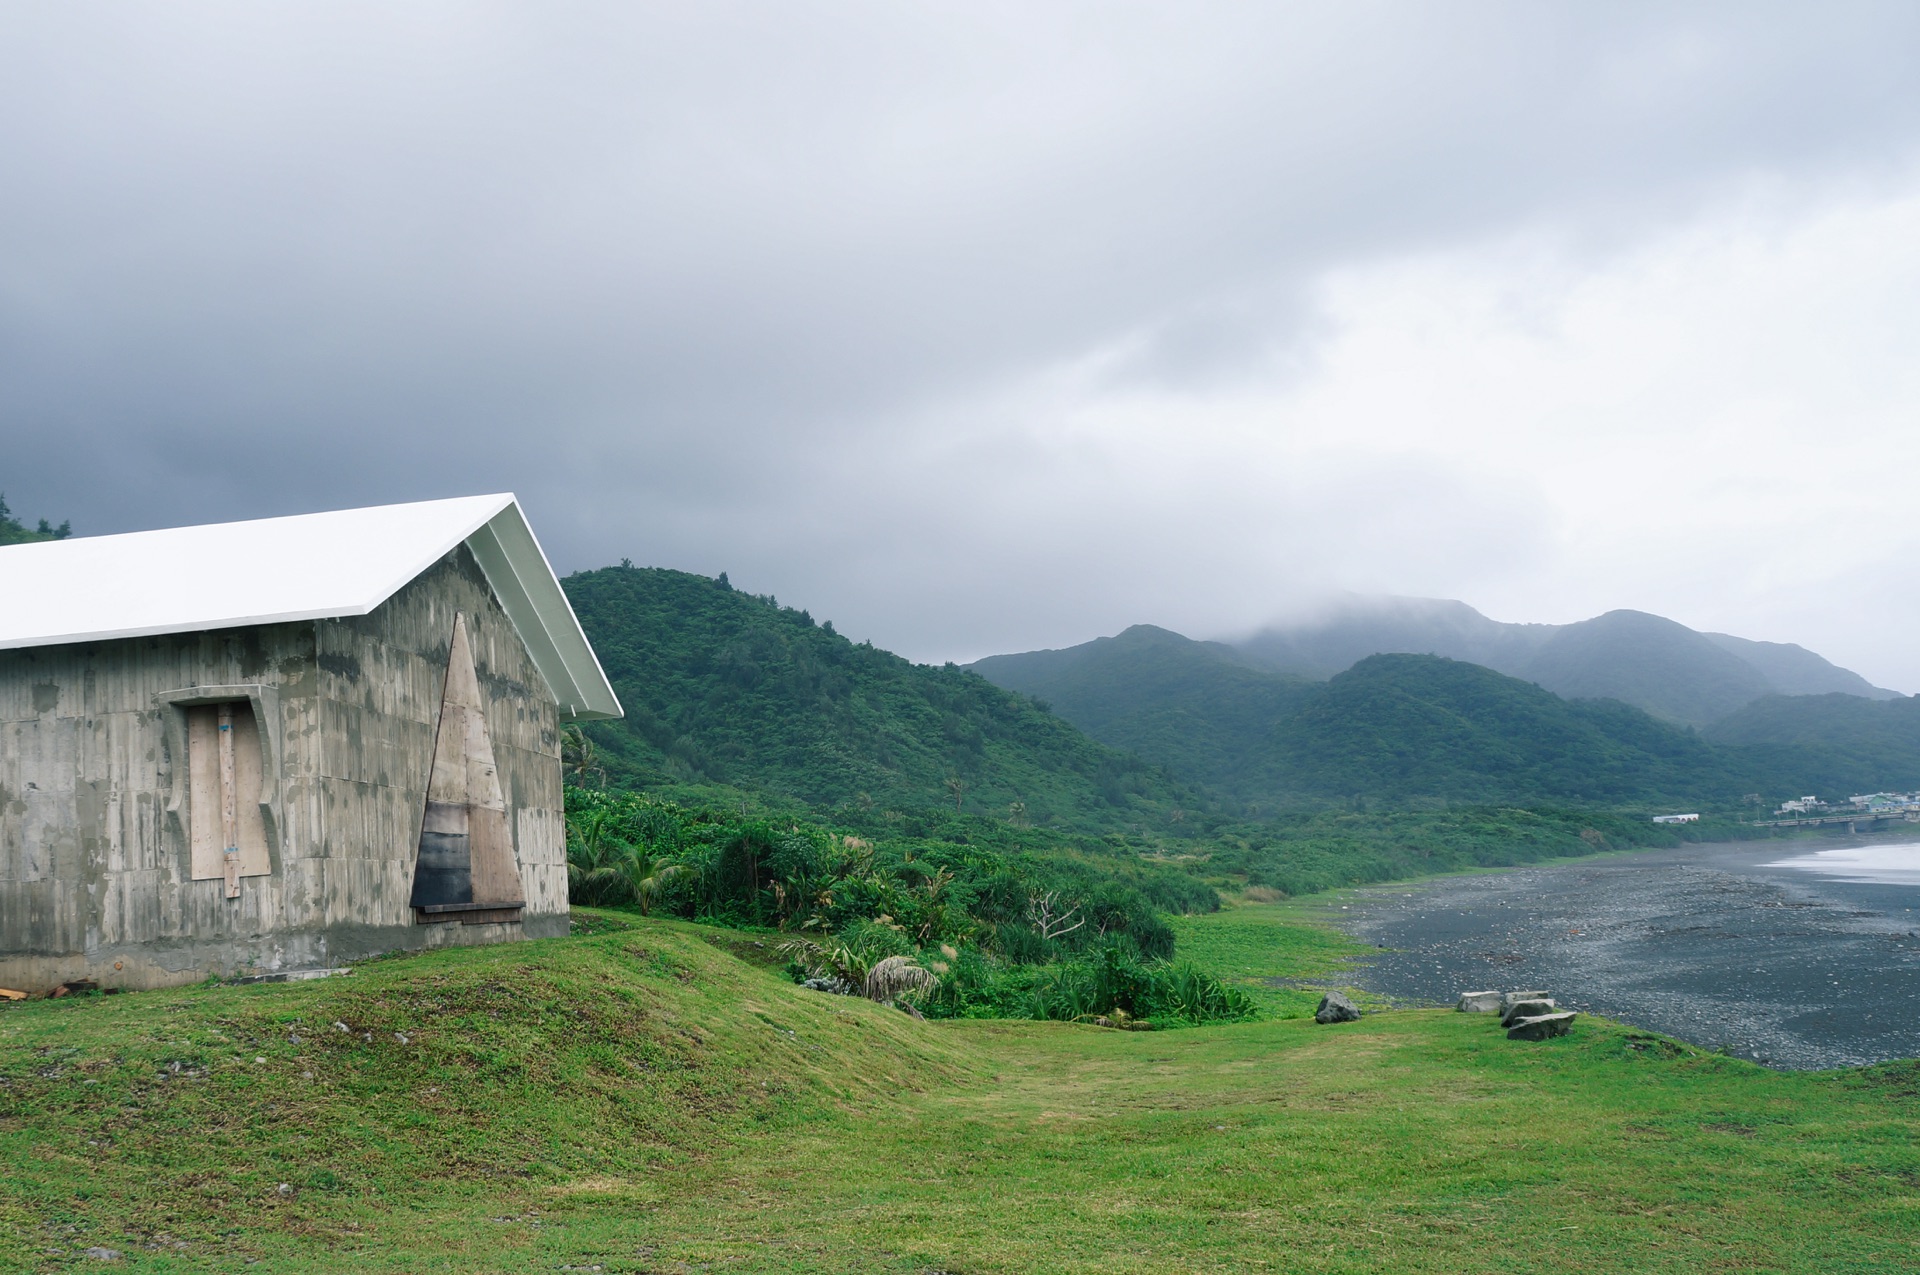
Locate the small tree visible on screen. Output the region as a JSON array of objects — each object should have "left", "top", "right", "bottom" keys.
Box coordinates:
[
  {"left": 566, "top": 805, "right": 629, "bottom": 905},
  {"left": 560, "top": 726, "right": 605, "bottom": 788},
  {"left": 623, "top": 852, "right": 683, "bottom": 916}
]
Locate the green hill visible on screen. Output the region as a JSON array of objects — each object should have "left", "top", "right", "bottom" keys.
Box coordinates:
[
  {"left": 1704, "top": 692, "right": 1920, "bottom": 795},
  {"left": 1258, "top": 653, "right": 1748, "bottom": 804},
  {"left": 562, "top": 565, "right": 1201, "bottom": 829},
  {"left": 973, "top": 632, "right": 1749, "bottom": 806},
  {"left": 969, "top": 625, "right": 1313, "bottom": 787},
  {"left": 563, "top": 564, "right": 1918, "bottom": 818}
]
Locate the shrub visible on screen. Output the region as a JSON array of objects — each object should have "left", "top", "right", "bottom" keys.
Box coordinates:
[{"left": 917, "top": 941, "right": 1253, "bottom": 1027}]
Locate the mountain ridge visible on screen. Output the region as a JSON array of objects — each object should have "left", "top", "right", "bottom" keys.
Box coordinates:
[
  {"left": 1151, "top": 596, "right": 1893, "bottom": 725},
  {"left": 561, "top": 567, "right": 1920, "bottom": 820},
  {"left": 971, "top": 613, "right": 1920, "bottom": 810}
]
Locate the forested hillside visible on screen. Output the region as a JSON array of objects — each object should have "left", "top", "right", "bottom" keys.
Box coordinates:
[
  {"left": 563, "top": 565, "right": 1203, "bottom": 830},
  {"left": 564, "top": 562, "right": 1920, "bottom": 822},
  {"left": 1256, "top": 654, "right": 1750, "bottom": 805},
  {"left": 975, "top": 633, "right": 1920, "bottom": 809},
  {"left": 971, "top": 625, "right": 1313, "bottom": 784},
  {"left": 1704, "top": 692, "right": 1920, "bottom": 793}
]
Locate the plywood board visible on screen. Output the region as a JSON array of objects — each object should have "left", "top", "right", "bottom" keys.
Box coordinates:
[
  {"left": 410, "top": 613, "right": 524, "bottom": 915},
  {"left": 186, "top": 702, "right": 270, "bottom": 881}
]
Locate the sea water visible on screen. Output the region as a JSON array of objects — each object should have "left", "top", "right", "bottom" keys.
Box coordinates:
[{"left": 1767, "top": 840, "right": 1920, "bottom": 886}]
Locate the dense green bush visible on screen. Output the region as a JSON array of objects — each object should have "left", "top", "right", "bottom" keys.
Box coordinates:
[
  {"left": 917, "top": 942, "right": 1254, "bottom": 1026},
  {"left": 563, "top": 786, "right": 1209, "bottom": 964},
  {"left": 564, "top": 783, "right": 1248, "bottom": 1026}
]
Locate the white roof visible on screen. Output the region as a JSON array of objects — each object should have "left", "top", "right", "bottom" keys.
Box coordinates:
[{"left": 0, "top": 494, "right": 622, "bottom": 721}]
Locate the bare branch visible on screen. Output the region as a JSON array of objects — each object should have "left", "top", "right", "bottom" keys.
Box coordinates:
[{"left": 1026, "top": 890, "right": 1085, "bottom": 941}]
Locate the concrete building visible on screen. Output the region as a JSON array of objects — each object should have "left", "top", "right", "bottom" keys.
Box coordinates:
[{"left": 0, "top": 495, "right": 621, "bottom": 994}]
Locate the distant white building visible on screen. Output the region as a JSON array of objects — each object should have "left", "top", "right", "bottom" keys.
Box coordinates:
[{"left": 1652, "top": 813, "right": 1700, "bottom": 824}]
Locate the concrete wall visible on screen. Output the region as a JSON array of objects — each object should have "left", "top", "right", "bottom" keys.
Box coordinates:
[{"left": 0, "top": 546, "right": 566, "bottom": 993}]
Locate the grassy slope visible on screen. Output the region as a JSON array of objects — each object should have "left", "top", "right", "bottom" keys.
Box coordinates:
[
  {"left": 5, "top": 912, "right": 1917, "bottom": 1273},
  {"left": 562, "top": 566, "right": 1200, "bottom": 829},
  {"left": 1166, "top": 899, "right": 1367, "bottom": 1018}
]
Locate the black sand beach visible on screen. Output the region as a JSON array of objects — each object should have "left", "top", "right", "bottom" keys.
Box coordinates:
[{"left": 1333, "top": 837, "right": 1920, "bottom": 1069}]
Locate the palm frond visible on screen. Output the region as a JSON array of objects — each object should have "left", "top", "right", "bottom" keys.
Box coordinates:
[{"left": 865, "top": 955, "right": 938, "bottom": 1002}]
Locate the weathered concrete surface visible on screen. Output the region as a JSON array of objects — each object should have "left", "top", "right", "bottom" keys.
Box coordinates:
[{"left": 0, "top": 546, "right": 567, "bottom": 993}]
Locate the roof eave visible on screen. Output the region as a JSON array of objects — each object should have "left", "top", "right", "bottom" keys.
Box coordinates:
[{"left": 462, "top": 503, "right": 624, "bottom": 724}]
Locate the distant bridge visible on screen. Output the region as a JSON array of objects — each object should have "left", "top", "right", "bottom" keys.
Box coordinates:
[{"left": 1753, "top": 810, "right": 1920, "bottom": 832}]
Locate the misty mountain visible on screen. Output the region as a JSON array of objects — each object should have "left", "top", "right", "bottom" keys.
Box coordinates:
[
  {"left": 1233, "top": 596, "right": 1541, "bottom": 680},
  {"left": 1515, "top": 610, "right": 1774, "bottom": 727},
  {"left": 1231, "top": 596, "right": 1896, "bottom": 725},
  {"left": 976, "top": 633, "right": 1730, "bottom": 804},
  {"left": 972, "top": 626, "right": 1920, "bottom": 807},
  {"left": 1699, "top": 632, "right": 1894, "bottom": 699}
]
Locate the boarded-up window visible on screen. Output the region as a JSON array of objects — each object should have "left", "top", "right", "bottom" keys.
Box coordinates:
[{"left": 186, "top": 701, "right": 271, "bottom": 886}]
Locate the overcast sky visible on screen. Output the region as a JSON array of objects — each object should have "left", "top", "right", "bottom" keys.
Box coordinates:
[{"left": 6, "top": 4, "right": 1920, "bottom": 687}]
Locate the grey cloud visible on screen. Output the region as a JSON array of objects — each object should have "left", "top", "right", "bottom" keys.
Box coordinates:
[{"left": 3, "top": 3, "right": 1920, "bottom": 661}]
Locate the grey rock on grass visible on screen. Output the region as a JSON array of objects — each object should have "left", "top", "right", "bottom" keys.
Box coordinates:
[
  {"left": 1500, "top": 999, "right": 1557, "bottom": 1027},
  {"left": 1507, "top": 1012, "right": 1578, "bottom": 1041},
  {"left": 801, "top": 977, "right": 855, "bottom": 996},
  {"left": 1456, "top": 990, "right": 1503, "bottom": 1013},
  {"left": 1315, "top": 991, "right": 1362, "bottom": 1024}
]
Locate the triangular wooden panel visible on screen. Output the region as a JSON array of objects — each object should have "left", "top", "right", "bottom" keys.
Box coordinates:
[{"left": 410, "top": 612, "right": 526, "bottom": 918}]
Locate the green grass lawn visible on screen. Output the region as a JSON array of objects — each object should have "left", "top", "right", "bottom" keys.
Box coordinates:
[
  {"left": 3, "top": 907, "right": 1917, "bottom": 1273},
  {"left": 1167, "top": 897, "right": 1373, "bottom": 1017}
]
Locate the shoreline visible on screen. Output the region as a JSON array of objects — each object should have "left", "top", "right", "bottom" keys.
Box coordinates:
[{"left": 1314, "top": 836, "right": 1920, "bottom": 1069}]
